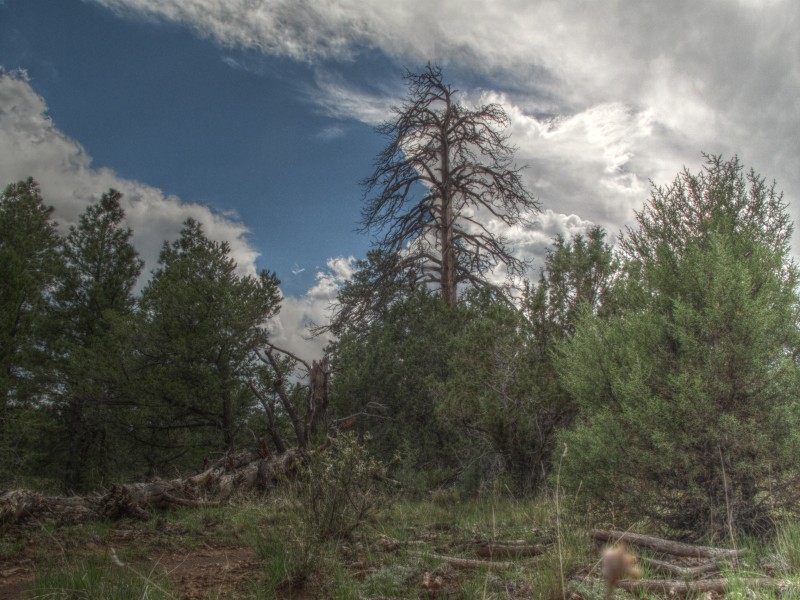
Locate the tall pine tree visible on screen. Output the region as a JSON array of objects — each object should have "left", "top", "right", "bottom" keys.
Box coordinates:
[
  {"left": 558, "top": 156, "right": 800, "bottom": 536},
  {"left": 138, "top": 219, "right": 280, "bottom": 472},
  {"left": 50, "top": 190, "right": 143, "bottom": 490}
]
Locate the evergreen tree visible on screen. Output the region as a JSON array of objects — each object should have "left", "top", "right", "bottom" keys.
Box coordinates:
[
  {"left": 0, "top": 179, "right": 64, "bottom": 484},
  {"left": 49, "top": 190, "right": 143, "bottom": 490},
  {"left": 329, "top": 290, "right": 468, "bottom": 491},
  {"left": 440, "top": 228, "right": 615, "bottom": 495},
  {"left": 138, "top": 219, "right": 280, "bottom": 472},
  {"left": 558, "top": 156, "right": 800, "bottom": 537}
]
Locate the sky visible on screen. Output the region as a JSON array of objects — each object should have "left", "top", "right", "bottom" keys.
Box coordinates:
[{"left": 1, "top": 0, "right": 798, "bottom": 358}]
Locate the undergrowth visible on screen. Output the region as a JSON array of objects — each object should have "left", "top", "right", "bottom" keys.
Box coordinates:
[{"left": 15, "top": 491, "right": 800, "bottom": 599}]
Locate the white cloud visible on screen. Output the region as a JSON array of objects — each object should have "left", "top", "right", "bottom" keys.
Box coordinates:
[
  {"left": 309, "top": 70, "right": 395, "bottom": 125},
  {"left": 313, "top": 124, "right": 347, "bottom": 142},
  {"left": 0, "top": 71, "right": 259, "bottom": 278},
  {"left": 87, "top": 0, "right": 800, "bottom": 250},
  {"left": 9, "top": 0, "right": 800, "bottom": 355},
  {"left": 0, "top": 70, "right": 348, "bottom": 360},
  {"left": 268, "top": 256, "right": 356, "bottom": 360}
]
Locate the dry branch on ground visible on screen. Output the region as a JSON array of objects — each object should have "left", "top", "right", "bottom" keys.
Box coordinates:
[
  {"left": 0, "top": 449, "right": 300, "bottom": 526},
  {"left": 580, "top": 576, "right": 785, "bottom": 596},
  {"left": 590, "top": 529, "right": 745, "bottom": 558},
  {"left": 639, "top": 555, "right": 727, "bottom": 579}
]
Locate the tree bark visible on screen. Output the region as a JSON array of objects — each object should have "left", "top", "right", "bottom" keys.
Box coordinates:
[
  {"left": 411, "top": 552, "right": 515, "bottom": 570},
  {"left": 0, "top": 449, "right": 300, "bottom": 526},
  {"left": 639, "top": 556, "right": 726, "bottom": 578},
  {"left": 472, "top": 541, "right": 544, "bottom": 559},
  {"left": 590, "top": 529, "right": 745, "bottom": 558}
]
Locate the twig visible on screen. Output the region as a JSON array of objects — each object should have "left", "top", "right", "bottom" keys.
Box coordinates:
[{"left": 410, "top": 552, "right": 515, "bottom": 570}]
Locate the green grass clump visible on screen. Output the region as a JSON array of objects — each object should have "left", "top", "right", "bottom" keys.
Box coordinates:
[
  {"left": 252, "top": 528, "right": 316, "bottom": 595},
  {"left": 774, "top": 520, "right": 800, "bottom": 573},
  {"left": 31, "top": 555, "right": 173, "bottom": 599}
]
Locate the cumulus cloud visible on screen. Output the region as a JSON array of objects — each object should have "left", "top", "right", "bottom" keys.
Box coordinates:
[
  {"left": 88, "top": 0, "right": 800, "bottom": 249},
  {"left": 0, "top": 70, "right": 354, "bottom": 360},
  {"left": 0, "top": 71, "right": 259, "bottom": 277},
  {"left": 269, "top": 257, "right": 356, "bottom": 359},
  {"left": 9, "top": 0, "right": 800, "bottom": 354}
]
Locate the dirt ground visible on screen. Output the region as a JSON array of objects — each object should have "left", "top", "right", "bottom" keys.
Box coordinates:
[{"left": 0, "top": 521, "right": 265, "bottom": 599}]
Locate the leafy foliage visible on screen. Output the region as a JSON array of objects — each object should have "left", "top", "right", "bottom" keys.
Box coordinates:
[
  {"left": 0, "top": 179, "right": 63, "bottom": 482},
  {"left": 293, "top": 433, "right": 388, "bottom": 543},
  {"left": 440, "top": 229, "right": 615, "bottom": 496},
  {"left": 558, "top": 156, "right": 800, "bottom": 537},
  {"left": 136, "top": 219, "right": 281, "bottom": 471},
  {"left": 329, "top": 290, "right": 468, "bottom": 490},
  {"left": 48, "top": 190, "right": 143, "bottom": 490}
]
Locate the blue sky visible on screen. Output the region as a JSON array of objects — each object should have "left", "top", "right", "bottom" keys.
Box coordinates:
[
  {"left": 0, "top": 0, "right": 390, "bottom": 296},
  {"left": 1, "top": 0, "right": 798, "bottom": 357}
]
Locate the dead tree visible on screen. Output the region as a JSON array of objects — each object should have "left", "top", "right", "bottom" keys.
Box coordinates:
[
  {"left": 0, "top": 449, "right": 301, "bottom": 526},
  {"left": 353, "top": 64, "right": 538, "bottom": 316},
  {"left": 251, "top": 344, "right": 331, "bottom": 451}
]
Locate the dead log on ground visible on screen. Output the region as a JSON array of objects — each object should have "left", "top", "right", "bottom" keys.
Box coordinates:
[
  {"left": 580, "top": 576, "right": 785, "bottom": 596},
  {"left": 411, "top": 552, "right": 515, "bottom": 570},
  {"left": 474, "top": 542, "right": 544, "bottom": 559},
  {"left": 639, "top": 556, "right": 726, "bottom": 579},
  {"left": 0, "top": 448, "right": 301, "bottom": 526},
  {"left": 590, "top": 529, "right": 745, "bottom": 558}
]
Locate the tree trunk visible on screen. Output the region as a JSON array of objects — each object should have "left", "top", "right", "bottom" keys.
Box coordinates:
[
  {"left": 439, "top": 112, "right": 457, "bottom": 309},
  {"left": 590, "top": 529, "right": 745, "bottom": 558},
  {"left": 222, "top": 389, "right": 234, "bottom": 451},
  {"left": 1, "top": 449, "right": 301, "bottom": 526}
]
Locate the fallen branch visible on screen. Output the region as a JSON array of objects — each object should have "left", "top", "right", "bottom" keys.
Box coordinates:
[
  {"left": 590, "top": 529, "right": 745, "bottom": 558},
  {"left": 579, "top": 576, "right": 783, "bottom": 596},
  {"left": 0, "top": 448, "right": 300, "bottom": 525},
  {"left": 639, "top": 556, "right": 725, "bottom": 579},
  {"left": 474, "top": 543, "right": 543, "bottom": 559},
  {"left": 411, "top": 552, "right": 514, "bottom": 570}
]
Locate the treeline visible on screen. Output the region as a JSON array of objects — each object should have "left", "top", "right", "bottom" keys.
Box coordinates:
[
  {"left": 2, "top": 157, "right": 799, "bottom": 538},
  {"left": 2, "top": 64, "right": 800, "bottom": 540},
  {"left": 329, "top": 155, "right": 800, "bottom": 538},
  {"left": 1, "top": 180, "right": 281, "bottom": 491}
]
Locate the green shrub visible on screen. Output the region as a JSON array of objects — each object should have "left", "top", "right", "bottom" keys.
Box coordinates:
[
  {"left": 294, "top": 432, "right": 389, "bottom": 543},
  {"left": 253, "top": 528, "right": 315, "bottom": 593},
  {"left": 557, "top": 156, "right": 800, "bottom": 538}
]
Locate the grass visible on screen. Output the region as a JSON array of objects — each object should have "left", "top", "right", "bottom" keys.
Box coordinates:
[
  {"left": 30, "top": 555, "right": 174, "bottom": 600},
  {"left": 10, "top": 492, "right": 800, "bottom": 599},
  {"left": 774, "top": 520, "right": 800, "bottom": 573}
]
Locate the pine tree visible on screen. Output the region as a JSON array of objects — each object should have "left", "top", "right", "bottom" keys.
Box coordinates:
[
  {"left": 138, "top": 219, "right": 280, "bottom": 472},
  {"left": 0, "top": 178, "right": 63, "bottom": 484},
  {"left": 50, "top": 190, "right": 143, "bottom": 490},
  {"left": 558, "top": 156, "right": 800, "bottom": 536}
]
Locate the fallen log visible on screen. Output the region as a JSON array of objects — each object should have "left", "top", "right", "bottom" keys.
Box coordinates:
[
  {"left": 474, "top": 543, "right": 543, "bottom": 559},
  {"left": 411, "top": 552, "right": 515, "bottom": 570},
  {"left": 579, "top": 576, "right": 783, "bottom": 596},
  {"left": 590, "top": 529, "right": 745, "bottom": 558},
  {"left": 639, "top": 556, "right": 725, "bottom": 579},
  {"left": 0, "top": 448, "right": 301, "bottom": 526}
]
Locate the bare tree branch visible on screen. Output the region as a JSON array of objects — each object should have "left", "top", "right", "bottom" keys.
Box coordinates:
[{"left": 354, "top": 63, "right": 539, "bottom": 314}]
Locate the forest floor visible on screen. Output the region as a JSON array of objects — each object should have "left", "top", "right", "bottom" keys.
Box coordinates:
[{"left": 1, "top": 493, "right": 798, "bottom": 599}]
